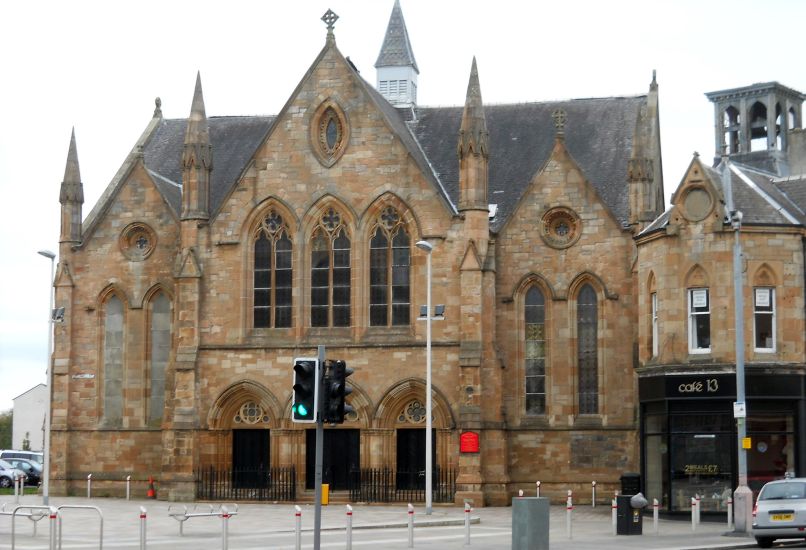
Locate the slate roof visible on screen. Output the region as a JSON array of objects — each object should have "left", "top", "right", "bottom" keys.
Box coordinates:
[
  {"left": 406, "top": 97, "right": 646, "bottom": 231},
  {"left": 143, "top": 116, "right": 274, "bottom": 214}
]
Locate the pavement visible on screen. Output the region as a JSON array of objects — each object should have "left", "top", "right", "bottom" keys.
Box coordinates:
[{"left": 0, "top": 494, "right": 798, "bottom": 549}]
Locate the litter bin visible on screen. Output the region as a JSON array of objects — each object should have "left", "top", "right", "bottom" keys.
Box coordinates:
[
  {"left": 620, "top": 472, "right": 641, "bottom": 496},
  {"left": 616, "top": 494, "right": 643, "bottom": 535}
]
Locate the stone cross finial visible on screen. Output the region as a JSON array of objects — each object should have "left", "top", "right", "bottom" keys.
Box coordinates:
[
  {"left": 552, "top": 108, "right": 567, "bottom": 133},
  {"left": 321, "top": 9, "right": 339, "bottom": 31},
  {"left": 153, "top": 97, "right": 162, "bottom": 118}
]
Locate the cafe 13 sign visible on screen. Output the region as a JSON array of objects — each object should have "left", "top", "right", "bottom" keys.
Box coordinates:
[{"left": 665, "top": 374, "right": 735, "bottom": 398}]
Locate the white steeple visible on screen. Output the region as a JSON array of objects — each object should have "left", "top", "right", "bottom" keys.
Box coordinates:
[{"left": 375, "top": 0, "right": 419, "bottom": 107}]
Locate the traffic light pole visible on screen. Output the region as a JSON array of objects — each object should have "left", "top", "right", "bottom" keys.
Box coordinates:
[{"left": 314, "top": 345, "right": 326, "bottom": 550}]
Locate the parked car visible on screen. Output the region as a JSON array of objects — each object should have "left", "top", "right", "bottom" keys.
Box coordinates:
[
  {"left": 3, "top": 458, "right": 41, "bottom": 486},
  {"left": 752, "top": 478, "right": 806, "bottom": 547},
  {"left": 0, "top": 450, "right": 43, "bottom": 465},
  {"left": 0, "top": 459, "right": 26, "bottom": 488}
]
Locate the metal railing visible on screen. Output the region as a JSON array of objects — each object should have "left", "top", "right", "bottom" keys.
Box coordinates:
[
  {"left": 195, "top": 466, "right": 296, "bottom": 502},
  {"left": 348, "top": 467, "right": 456, "bottom": 503}
]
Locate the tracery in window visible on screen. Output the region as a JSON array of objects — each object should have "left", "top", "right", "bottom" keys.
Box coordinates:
[
  {"left": 148, "top": 292, "right": 170, "bottom": 423},
  {"left": 577, "top": 284, "right": 598, "bottom": 415},
  {"left": 311, "top": 207, "right": 351, "bottom": 327},
  {"left": 524, "top": 286, "right": 546, "bottom": 415},
  {"left": 370, "top": 206, "right": 410, "bottom": 327},
  {"left": 254, "top": 210, "right": 292, "bottom": 328},
  {"left": 233, "top": 401, "right": 270, "bottom": 424}
]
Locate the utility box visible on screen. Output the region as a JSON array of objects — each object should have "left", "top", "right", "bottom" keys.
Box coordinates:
[
  {"left": 616, "top": 494, "right": 642, "bottom": 535},
  {"left": 512, "top": 497, "right": 549, "bottom": 550},
  {"left": 321, "top": 483, "right": 329, "bottom": 505},
  {"left": 620, "top": 472, "right": 641, "bottom": 496}
]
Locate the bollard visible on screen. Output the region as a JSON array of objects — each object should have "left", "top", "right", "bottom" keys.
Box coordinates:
[
  {"left": 695, "top": 494, "right": 701, "bottom": 526},
  {"left": 653, "top": 498, "right": 659, "bottom": 534},
  {"left": 221, "top": 505, "right": 230, "bottom": 550},
  {"left": 49, "top": 506, "right": 59, "bottom": 550},
  {"left": 87, "top": 474, "right": 92, "bottom": 499},
  {"left": 14, "top": 474, "right": 21, "bottom": 503},
  {"left": 139, "top": 506, "right": 147, "bottom": 550},
  {"left": 294, "top": 505, "right": 302, "bottom": 550},
  {"left": 591, "top": 481, "right": 596, "bottom": 508},
  {"left": 536, "top": 480, "right": 540, "bottom": 498},
  {"left": 691, "top": 497, "right": 696, "bottom": 531},
  {"left": 727, "top": 496, "right": 733, "bottom": 530},
  {"left": 566, "top": 490, "right": 573, "bottom": 539},
  {"left": 127, "top": 476, "right": 131, "bottom": 501},
  {"left": 346, "top": 505, "right": 353, "bottom": 550},
  {"left": 407, "top": 503, "right": 414, "bottom": 548},
  {"left": 518, "top": 489, "right": 523, "bottom": 497},
  {"left": 464, "top": 501, "right": 471, "bottom": 546},
  {"left": 611, "top": 498, "right": 617, "bottom": 535}
]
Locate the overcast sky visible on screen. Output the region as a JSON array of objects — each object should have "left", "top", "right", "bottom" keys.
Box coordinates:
[{"left": 1, "top": 0, "right": 804, "bottom": 413}]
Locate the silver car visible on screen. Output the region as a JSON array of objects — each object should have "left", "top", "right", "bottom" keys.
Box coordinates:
[
  {"left": 752, "top": 478, "right": 806, "bottom": 548},
  {"left": 0, "top": 459, "right": 26, "bottom": 488}
]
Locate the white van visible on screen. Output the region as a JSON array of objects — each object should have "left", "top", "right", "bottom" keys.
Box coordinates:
[{"left": 0, "top": 450, "right": 44, "bottom": 465}]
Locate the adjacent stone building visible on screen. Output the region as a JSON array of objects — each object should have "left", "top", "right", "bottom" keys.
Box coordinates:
[{"left": 47, "top": 3, "right": 806, "bottom": 509}]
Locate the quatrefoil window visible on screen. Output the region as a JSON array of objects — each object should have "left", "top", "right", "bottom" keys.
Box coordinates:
[
  {"left": 311, "top": 100, "right": 349, "bottom": 167},
  {"left": 233, "top": 401, "right": 269, "bottom": 424},
  {"left": 119, "top": 222, "right": 157, "bottom": 261}
]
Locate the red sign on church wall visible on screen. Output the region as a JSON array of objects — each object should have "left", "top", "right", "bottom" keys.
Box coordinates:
[{"left": 460, "top": 431, "right": 480, "bottom": 453}]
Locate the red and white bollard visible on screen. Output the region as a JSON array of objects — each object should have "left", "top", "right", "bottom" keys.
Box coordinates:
[
  {"left": 727, "top": 496, "right": 734, "bottom": 530},
  {"left": 294, "top": 505, "right": 302, "bottom": 550},
  {"left": 346, "top": 505, "right": 353, "bottom": 550},
  {"left": 611, "top": 497, "right": 617, "bottom": 535},
  {"left": 591, "top": 481, "right": 597, "bottom": 508},
  {"left": 407, "top": 503, "right": 414, "bottom": 548},
  {"left": 691, "top": 497, "right": 697, "bottom": 531},
  {"left": 139, "top": 506, "right": 147, "bottom": 550},
  {"left": 49, "top": 506, "right": 59, "bottom": 549},
  {"left": 536, "top": 481, "right": 541, "bottom": 498},
  {"left": 566, "top": 490, "right": 573, "bottom": 539},
  {"left": 695, "top": 494, "right": 701, "bottom": 526},
  {"left": 653, "top": 498, "right": 659, "bottom": 534}
]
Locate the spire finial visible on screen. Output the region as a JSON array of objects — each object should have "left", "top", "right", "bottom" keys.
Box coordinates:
[
  {"left": 60, "top": 127, "right": 84, "bottom": 204},
  {"left": 552, "top": 108, "right": 567, "bottom": 137},
  {"left": 457, "top": 57, "right": 488, "bottom": 160},
  {"left": 322, "top": 9, "right": 338, "bottom": 42},
  {"left": 650, "top": 69, "right": 658, "bottom": 91},
  {"left": 153, "top": 97, "right": 162, "bottom": 118}
]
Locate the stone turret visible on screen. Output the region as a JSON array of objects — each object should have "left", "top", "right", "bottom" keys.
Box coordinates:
[
  {"left": 457, "top": 57, "right": 489, "bottom": 214},
  {"left": 375, "top": 0, "right": 419, "bottom": 106},
  {"left": 59, "top": 128, "right": 83, "bottom": 245},
  {"left": 628, "top": 71, "right": 664, "bottom": 227},
  {"left": 181, "top": 71, "right": 212, "bottom": 221}
]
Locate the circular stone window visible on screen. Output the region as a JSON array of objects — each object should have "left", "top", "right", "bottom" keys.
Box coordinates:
[
  {"left": 682, "top": 187, "right": 713, "bottom": 222},
  {"left": 119, "top": 223, "right": 156, "bottom": 261},
  {"left": 540, "top": 207, "right": 581, "bottom": 249}
]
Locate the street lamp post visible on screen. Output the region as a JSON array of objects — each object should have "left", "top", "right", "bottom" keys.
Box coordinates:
[
  {"left": 38, "top": 249, "right": 56, "bottom": 506},
  {"left": 415, "top": 240, "right": 434, "bottom": 515}
]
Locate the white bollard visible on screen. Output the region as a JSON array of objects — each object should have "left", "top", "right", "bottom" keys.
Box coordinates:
[
  {"left": 14, "top": 474, "right": 21, "bottom": 503},
  {"left": 87, "top": 473, "right": 92, "bottom": 499},
  {"left": 346, "top": 505, "right": 353, "bottom": 550},
  {"left": 127, "top": 475, "right": 131, "bottom": 501},
  {"left": 139, "top": 506, "right": 147, "bottom": 550},
  {"left": 464, "top": 501, "right": 471, "bottom": 546},
  {"left": 695, "top": 494, "right": 701, "bottom": 526},
  {"left": 221, "top": 505, "right": 231, "bottom": 550},
  {"left": 691, "top": 497, "right": 696, "bottom": 531},
  {"left": 566, "top": 490, "right": 573, "bottom": 539},
  {"left": 536, "top": 481, "right": 540, "bottom": 498},
  {"left": 407, "top": 503, "right": 414, "bottom": 548},
  {"left": 611, "top": 498, "right": 617, "bottom": 535},
  {"left": 294, "top": 505, "right": 302, "bottom": 550},
  {"left": 518, "top": 489, "right": 523, "bottom": 497},
  {"left": 653, "top": 498, "right": 659, "bottom": 534},
  {"left": 591, "top": 481, "right": 596, "bottom": 508},
  {"left": 727, "top": 496, "right": 734, "bottom": 530},
  {"left": 49, "top": 506, "right": 59, "bottom": 550}
]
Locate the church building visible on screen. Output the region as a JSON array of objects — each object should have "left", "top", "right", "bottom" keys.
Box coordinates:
[{"left": 47, "top": 2, "right": 806, "bottom": 509}]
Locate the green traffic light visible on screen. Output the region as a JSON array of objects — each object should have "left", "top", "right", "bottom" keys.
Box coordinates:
[{"left": 297, "top": 403, "right": 308, "bottom": 417}]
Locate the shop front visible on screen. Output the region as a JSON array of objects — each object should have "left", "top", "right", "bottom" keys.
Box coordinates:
[{"left": 639, "top": 372, "right": 806, "bottom": 513}]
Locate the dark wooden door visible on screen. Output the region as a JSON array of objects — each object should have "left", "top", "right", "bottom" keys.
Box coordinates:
[
  {"left": 396, "top": 429, "right": 435, "bottom": 489},
  {"left": 232, "top": 429, "right": 269, "bottom": 488},
  {"left": 306, "top": 429, "right": 360, "bottom": 490}
]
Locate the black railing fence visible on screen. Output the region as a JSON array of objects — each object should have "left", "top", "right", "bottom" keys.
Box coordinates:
[
  {"left": 349, "top": 467, "right": 457, "bottom": 503},
  {"left": 196, "top": 466, "right": 296, "bottom": 501}
]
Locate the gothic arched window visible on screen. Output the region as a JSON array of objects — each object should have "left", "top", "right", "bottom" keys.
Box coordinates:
[
  {"left": 577, "top": 284, "right": 598, "bottom": 414},
  {"left": 369, "top": 206, "right": 410, "bottom": 326},
  {"left": 254, "top": 210, "right": 292, "bottom": 328},
  {"left": 311, "top": 208, "right": 351, "bottom": 327},
  {"left": 102, "top": 294, "right": 124, "bottom": 426},
  {"left": 524, "top": 286, "right": 546, "bottom": 415},
  {"left": 148, "top": 292, "right": 170, "bottom": 423}
]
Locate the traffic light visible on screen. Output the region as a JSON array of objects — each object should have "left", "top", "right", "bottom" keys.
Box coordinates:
[
  {"left": 323, "top": 360, "right": 354, "bottom": 424},
  {"left": 292, "top": 357, "right": 319, "bottom": 423}
]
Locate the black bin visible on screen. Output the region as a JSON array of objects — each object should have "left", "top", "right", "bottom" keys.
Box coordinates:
[
  {"left": 620, "top": 472, "right": 641, "bottom": 496},
  {"left": 616, "top": 494, "right": 643, "bottom": 535}
]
